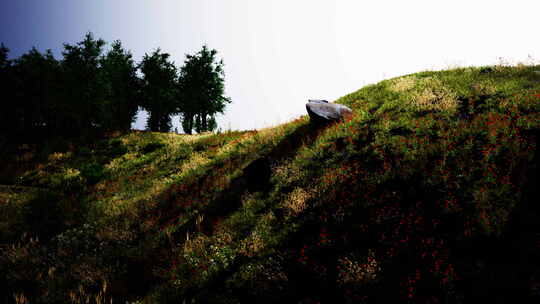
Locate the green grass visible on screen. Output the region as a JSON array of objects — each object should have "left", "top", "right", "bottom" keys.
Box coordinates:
[{"left": 1, "top": 64, "right": 540, "bottom": 303}]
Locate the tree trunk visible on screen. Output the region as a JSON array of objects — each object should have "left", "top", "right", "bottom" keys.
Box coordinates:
[
  {"left": 182, "top": 113, "right": 194, "bottom": 134},
  {"left": 201, "top": 112, "right": 207, "bottom": 131}
]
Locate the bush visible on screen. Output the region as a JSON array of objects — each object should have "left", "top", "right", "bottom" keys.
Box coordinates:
[
  {"left": 79, "top": 162, "right": 105, "bottom": 185},
  {"left": 50, "top": 168, "right": 85, "bottom": 192}
]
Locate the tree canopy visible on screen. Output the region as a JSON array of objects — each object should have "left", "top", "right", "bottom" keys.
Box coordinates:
[
  {"left": 139, "top": 48, "right": 178, "bottom": 132},
  {"left": 0, "top": 33, "right": 232, "bottom": 152},
  {"left": 100, "top": 40, "right": 141, "bottom": 132},
  {"left": 177, "top": 45, "right": 231, "bottom": 134},
  {"left": 61, "top": 32, "right": 107, "bottom": 136}
]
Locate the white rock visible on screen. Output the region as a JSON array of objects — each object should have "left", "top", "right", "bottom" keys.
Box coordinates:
[{"left": 306, "top": 100, "right": 353, "bottom": 122}]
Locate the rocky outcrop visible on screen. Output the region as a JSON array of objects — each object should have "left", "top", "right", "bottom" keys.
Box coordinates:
[{"left": 306, "top": 100, "right": 353, "bottom": 123}]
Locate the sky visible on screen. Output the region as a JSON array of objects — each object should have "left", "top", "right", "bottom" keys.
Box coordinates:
[{"left": 1, "top": 0, "right": 540, "bottom": 132}]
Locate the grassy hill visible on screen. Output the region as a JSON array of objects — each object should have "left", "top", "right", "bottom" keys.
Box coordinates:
[{"left": 1, "top": 64, "right": 540, "bottom": 303}]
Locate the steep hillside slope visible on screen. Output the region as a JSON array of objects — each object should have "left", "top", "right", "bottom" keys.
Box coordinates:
[{"left": 1, "top": 65, "right": 540, "bottom": 303}]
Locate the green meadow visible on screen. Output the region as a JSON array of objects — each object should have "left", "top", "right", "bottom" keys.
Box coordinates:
[{"left": 1, "top": 64, "right": 539, "bottom": 303}]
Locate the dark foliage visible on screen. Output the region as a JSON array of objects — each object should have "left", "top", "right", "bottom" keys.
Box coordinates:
[
  {"left": 139, "top": 49, "right": 178, "bottom": 132},
  {"left": 177, "top": 45, "right": 231, "bottom": 134},
  {"left": 0, "top": 34, "right": 231, "bottom": 156},
  {"left": 100, "top": 40, "right": 141, "bottom": 132}
]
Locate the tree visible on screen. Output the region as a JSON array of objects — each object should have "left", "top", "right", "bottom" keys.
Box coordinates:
[
  {"left": 59, "top": 32, "right": 107, "bottom": 137},
  {"left": 0, "top": 43, "right": 8, "bottom": 67},
  {"left": 177, "top": 45, "right": 231, "bottom": 134},
  {"left": 139, "top": 49, "right": 177, "bottom": 132},
  {"left": 11, "top": 47, "right": 60, "bottom": 140},
  {"left": 0, "top": 43, "right": 14, "bottom": 146},
  {"left": 100, "top": 40, "right": 140, "bottom": 132}
]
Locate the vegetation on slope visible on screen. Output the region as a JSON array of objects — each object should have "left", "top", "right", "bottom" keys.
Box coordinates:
[
  {"left": 0, "top": 33, "right": 230, "bottom": 149},
  {"left": 1, "top": 64, "right": 539, "bottom": 303}
]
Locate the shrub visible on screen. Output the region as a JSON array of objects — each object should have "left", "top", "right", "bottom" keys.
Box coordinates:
[
  {"left": 79, "top": 162, "right": 105, "bottom": 185},
  {"left": 50, "top": 168, "right": 85, "bottom": 192}
]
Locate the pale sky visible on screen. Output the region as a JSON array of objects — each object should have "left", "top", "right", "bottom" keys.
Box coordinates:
[{"left": 1, "top": 0, "right": 540, "bottom": 131}]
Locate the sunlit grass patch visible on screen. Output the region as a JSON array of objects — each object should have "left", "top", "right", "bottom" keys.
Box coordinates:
[
  {"left": 271, "top": 159, "right": 304, "bottom": 187},
  {"left": 470, "top": 79, "right": 498, "bottom": 96},
  {"left": 238, "top": 211, "right": 277, "bottom": 257},
  {"left": 409, "top": 76, "right": 459, "bottom": 112},
  {"left": 174, "top": 153, "right": 209, "bottom": 178},
  {"left": 87, "top": 131, "right": 253, "bottom": 222},
  {"left": 282, "top": 187, "right": 311, "bottom": 217},
  {"left": 390, "top": 75, "right": 417, "bottom": 93},
  {"left": 47, "top": 151, "right": 72, "bottom": 162}
]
